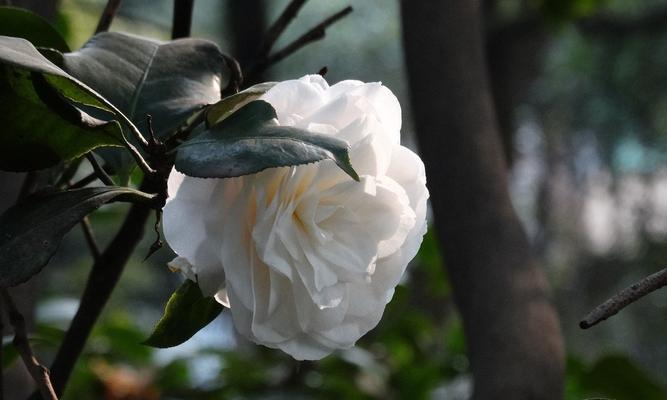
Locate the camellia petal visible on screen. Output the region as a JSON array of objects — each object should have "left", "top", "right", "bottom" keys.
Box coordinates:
[{"left": 163, "top": 75, "right": 429, "bottom": 360}]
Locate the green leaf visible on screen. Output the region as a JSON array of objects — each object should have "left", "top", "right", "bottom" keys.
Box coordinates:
[
  {"left": 0, "top": 36, "right": 127, "bottom": 171},
  {"left": 144, "top": 279, "right": 223, "bottom": 348},
  {"left": 60, "top": 32, "right": 231, "bottom": 138},
  {"left": 175, "top": 100, "right": 360, "bottom": 181},
  {"left": 0, "top": 6, "right": 69, "bottom": 52},
  {"left": 206, "top": 82, "right": 276, "bottom": 127},
  {"left": 0, "top": 186, "right": 155, "bottom": 287}
]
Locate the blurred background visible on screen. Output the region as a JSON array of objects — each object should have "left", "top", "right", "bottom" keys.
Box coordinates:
[{"left": 2, "top": 0, "right": 667, "bottom": 398}]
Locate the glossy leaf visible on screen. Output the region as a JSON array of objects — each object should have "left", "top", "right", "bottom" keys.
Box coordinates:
[
  {"left": 0, "top": 186, "right": 155, "bottom": 287},
  {"left": 175, "top": 100, "right": 360, "bottom": 180},
  {"left": 60, "top": 32, "right": 231, "bottom": 138},
  {"left": 144, "top": 279, "right": 223, "bottom": 348},
  {"left": 206, "top": 82, "right": 276, "bottom": 127},
  {"left": 0, "top": 6, "right": 69, "bottom": 51},
  {"left": 0, "top": 36, "right": 126, "bottom": 171}
]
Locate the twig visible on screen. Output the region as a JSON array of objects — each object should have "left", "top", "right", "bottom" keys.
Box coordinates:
[
  {"left": 144, "top": 209, "right": 163, "bottom": 261},
  {"left": 120, "top": 133, "right": 156, "bottom": 176},
  {"left": 67, "top": 172, "right": 99, "bottom": 190},
  {"left": 85, "top": 153, "right": 114, "bottom": 186},
  {"left": 54, "top": 160, "right": 83, "bottom": 189},
  {"left": 251, "top": 6, "right": 353, "bottom": 77},
  {"left": 163, "top": 106, "right": 207, "bottom": 150},
  {"left": 580, "top": 267, "right": 667, "bottom": 329},
  {"left": 95, "top": 0, "right": 123, "bottom": 34},
  {"left": 80, "top": 217, "right": 101, "bottom": 262},
  {"left": 1, "top": 289, "right": 58, "bottom": 400},
  {"left": 33, "top": 178, "right": 158, "bottom": 398},
  {"left": 172, "top": 0, "right": 195, "bottom": 39},
  {"left": 257, "top": 0, "right": 309, "bottom": 58}
]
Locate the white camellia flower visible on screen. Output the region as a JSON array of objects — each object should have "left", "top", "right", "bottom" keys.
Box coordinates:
[{"left": 163, "top": 75, "right": 429, "bottom": 360}]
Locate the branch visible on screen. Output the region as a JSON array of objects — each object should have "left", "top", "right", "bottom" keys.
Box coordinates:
[
  {"left": 249, "top": 6, "right": 353, "bottom": 79},
  {"left": 95, "top": 0, "right": 123, "bottom": 34},
  {"left": 120, "top": 133, "right": 156, "bottom": 176},
  {"left": 580, "top": 267, "right": 667, "bottom": 329},
  {"left": 172, "top": 0, "right": 195, "bottom": 39},
  {"left": 67, "top": 172, "right": 99, "bottom": 190},
  {"left": 85, "top": 153, "right": 114, "bottom": 186},
  {"left": 1, "top": 289, "right": 58, "bottom": 400},
  {"left": 80, "top": 217, "right": 101, "bottom": 262},
  {"left": 257, "top": 0, "right": 309, "bottom": 59},
  {"left": 34, "top": 178, "right": 159, "bottom": 397}
]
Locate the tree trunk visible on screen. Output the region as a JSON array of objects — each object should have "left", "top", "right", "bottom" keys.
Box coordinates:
[{"left": 400, "top": 1, "right": 565, "bottom": 399}]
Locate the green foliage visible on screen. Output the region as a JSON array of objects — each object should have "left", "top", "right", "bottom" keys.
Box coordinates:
[
  {"left": 59, "top": 31, "right": 230, "bottom": 138},
  {"left": 566, "top": 354, "right": 667, "bottom": 400},
  {"left": 175, "top": 100, "right": 360, "bottom": 180},
  {"left": 144, "top": 279, "right": 223, "bottom": 348},
  {"left": 539, "top": 0, "right": 609, "bottom": 21},
  {"left": 0, "top": 6, "right": 69, "bottom": 51},
  {"left": 0, "top": 36, "right": 125, "bottom": 171},
  {"left": 0, "top": 186, "right": 154, "bottom": 287}
]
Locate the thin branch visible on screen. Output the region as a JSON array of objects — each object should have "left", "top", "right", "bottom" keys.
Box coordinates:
[
  {"left": 251, "top": 6, "right": 353, "bottom": 77},
  {"left": 85, "top": 153, "right": 114, "bottom": 186},
  {"left": 163, "top": 106, "right": 207, "bottom": 150},
  {"left": 120, "top": 133, "right": 156, "bottom": 176},
  {"left": 55, "top": 160, "right": 83, "bottom": 189},
  {"left": 95, "top": 0, "right": 123, "bottom": 34},
  {"left": 80, "top": 217, "right": 101, "bottom": 262},
  {"left": 172, "top": 0, "right": 195, "bottom": 39},
  {"left": 35, "top": 178, "right": 159, "bottom": 398},
  {"left": 257, "top": 0, "right": 309, "bottom": 59},
  {"left": 67, "top": 172, "right": 99, "bottom": 190},
  {"left": 580, "top": 267, "right": 667, "bottom": 329},
  {"left": 1, "top": 290, "right": 58, "bottom": 400}
]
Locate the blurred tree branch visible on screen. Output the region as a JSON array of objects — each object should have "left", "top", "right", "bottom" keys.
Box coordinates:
[
  {"left": 95, "top": 0, "right": 123, "bottom": 34},
  {"left": 580, "top": 267, "right": 667, "bottom": 329},
  {"left": 245, "top": 3, "right": 352, "bottom": 84},
  {"left": 1, "top": 289, "right": 57, "bottom": 400},
  {"left": 172, "top": 0, "right": 195, "bottom": 39},
  {"left": 256, "top": 0, "right": 308, "bottom": 60}
]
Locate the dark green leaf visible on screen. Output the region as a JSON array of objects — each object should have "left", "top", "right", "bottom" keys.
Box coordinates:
[
  {"left": 0, "top": 35, "right": 128, "bottom": 171},
  {"left": 60, "top": 32, "right": 231, "bottom": 138},
  {"left": 206, "top": 82, "right": 276, "bottom": 127},
  {"left": 175, "top": 100, "right": 360, "bottom": 180},
  {"left": 144, "top": 279, "right": 223, "bottom": 348},
  {"left": 0, "top": 6, "right": 69, "bottom": 52},
  {"left": 0, "top": 186, "right": 155, "bottom": 287}
]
